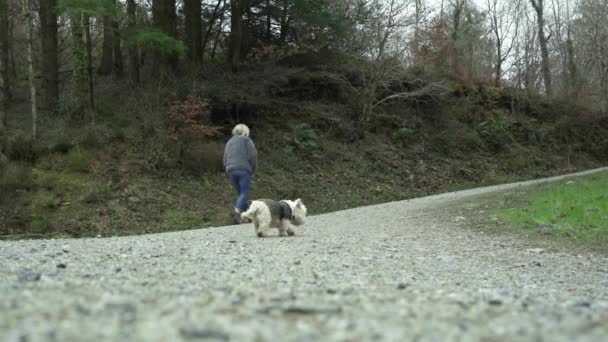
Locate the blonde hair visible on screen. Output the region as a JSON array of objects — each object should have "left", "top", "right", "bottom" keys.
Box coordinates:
[{"left": 232, "top": 124, "right": 250, "bottom": 137}]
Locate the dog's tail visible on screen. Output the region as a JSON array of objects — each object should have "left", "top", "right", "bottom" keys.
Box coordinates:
[{"left": 240, "top": 201, "right": 261, "bottom": 221}]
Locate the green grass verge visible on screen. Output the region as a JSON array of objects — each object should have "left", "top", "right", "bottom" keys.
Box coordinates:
[{"left": 498, "top": 172, "right": 608, "bottom": 241}]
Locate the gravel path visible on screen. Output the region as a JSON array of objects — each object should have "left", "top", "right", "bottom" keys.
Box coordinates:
[{"left": 2, "top": 168, "right": 608, "bottom": 342}]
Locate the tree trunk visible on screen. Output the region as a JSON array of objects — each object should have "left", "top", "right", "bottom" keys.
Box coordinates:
[
  {"left": 602, "top": 62, "right": 608, "bottom": 112},
  {"left": 211, "top": 0, "right": 226, "bottom": 61},
  {"left": 126, "top": 0, "right": 139, "bottom": 84},
  {"left": 279, "top": 0, "right": 288, "bottom": 44},
  {"left": 530, "top": 0, "right": 552, "bottom": 97},
  {"left": 184, "top": 0, "right": 203, "bottom": 64},
  {"left": 229, "top": 0, "right": 244, "bottom": 71},
  {"left": 202, "top": 0, "right": 223, "bottom": 61},
  {"left": 0, "top": 63, "right": 5, "bottom": 128},
  {"left": 84, "top": 15, "right": 95, "bottom": 119},
  {"left": 152, "top": 0, "right": 178, "bottom": 73},
  {"left": 450, "top": 0, "right": 464, "bottom": 77},
  {"left": 39, "top": 0, "right": 59, "bottom": 112},
  {"left": 71, "top": 14, "right": 87, "bottom": 120},
  {"left": 112, "top": 11, "right": 123, "bottom": 77},
  {"left": 8, "top": 8, "right": 17, "bottom": 79},
  {"left": 23, "top": 0, "right": 38, "bottom": 139},
  {"left": 98, "top": 14, "right": 114, "bottom": 75},
  {"left": 495, "top": 48, "right": 502, "bottom": 87},
  {"left": 494, "top": 28, "right": 502, "bottom": 86},
  {"left": 565, "top": 28, "right": 577, "bottom": 96},
  {"left": 265, "top": 0, "right": 271, "bottom": 41},
  {"left": 1, "top": 0, "right": 13, "bottom": 126},
  {"left": 414, "top": 0, "right": 422, "bottom": 56},
  {"left": 0, "top": 94, "right": 5, "bottom": 131},
  {"left": 489, "top": 0, "right": 501, "bottom": 87}
]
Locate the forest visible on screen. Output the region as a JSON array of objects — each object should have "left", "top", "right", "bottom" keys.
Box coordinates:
[{"left": 0, "top": 0, "right": 607, "bottom": 238}]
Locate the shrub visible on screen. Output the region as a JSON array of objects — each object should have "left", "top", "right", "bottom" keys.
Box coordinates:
[
  {"left": 393, "top": 127, "right": 414, "bottom": 145},
  {"left": 35, "top": 171, "right": 62, "bottom": 191},
  {"left": 476, "top": 110, "right": 515, "bottom": 151},
  {"left": 0, "top": 130, "right": 7, "bottom": 154},
  {"left": 113, "top": 128, "right": 127, "bottom": 143},
  {"left": 0, "top": 152, "right": 7, "bottom": 171},
  {"left": 64, "top": 148, "right": 92, "bottom": 173},
  {"left": 129, "top": 127, "right": 176, "bottom": 172},
  {"left": 57, "top": 95, "right": 83, "bottom": 121},
  {"left": 168, "top": 95, "right": 225, "bottom": 174},
  {"left": 30, "top": 213, "right": 53, "bottom": 235},
  {"left": 431, "top": 121, "right": 484, "bottom": 153},
  {"left": 6, "top": 131, "right": 38, "bottom": 162},
  {"left": 52, "top": 134, "right": 74, "bottom": 154},
  {"left": 77, "top": 125, "right": 114, "bottom": 149},
  {"left": 519, "top": 122, "right": 549, "bottom": 146},
  {"left": 141, "top": 137, "right": 176, "bottom": 171},
  {"left": 289, "top": 124, "right": 319, "bottom": 149},
  {"left": 180, "top": 142, "right": 223, "bottom": 176},
  {"left": 169, "top": 95, "right": 220, "bottom": 142},
  {"left": 32, "top": 191, "right": 59, "bottom": 210},
  {"left": 504, "top": 145, "right": 536, "bottom": 173},
  {"left": 0, "top": 162, "right": 34, "bottom": 193}
]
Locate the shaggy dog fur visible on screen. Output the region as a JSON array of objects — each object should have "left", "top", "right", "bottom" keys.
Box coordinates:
[{"left": 240, "top": 199, "right": 307, "bottom": 238}]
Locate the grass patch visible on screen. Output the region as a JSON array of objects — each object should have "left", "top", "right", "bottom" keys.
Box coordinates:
[
  {"left": 498, "top": 172, "right": 608, "bottom": 241},
  {"left": 161, "top": 208, "right": 209, "bottom": 231},
  {"left": 64, "top": 148, "right": 93, "bottom": 173}
]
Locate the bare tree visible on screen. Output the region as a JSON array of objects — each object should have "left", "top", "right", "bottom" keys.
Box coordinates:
[
  {"left": 549, "top": 0, "right": 578, "bottom": 97},
  {"left": 326, "top": 0, "right": 451, "bottom": 130},
  {"left": 512, "top": 7, "right": 543, "bottom": 95},
  {"left": 486, "top": 0, "right": 521, "bottom": 86},
  {"left": 577, "top": 0, "right": 608, "bottom": 111},
  {"left": 211, "top": 0, "right": 227, "bottom": 61},
  {"left": 450, "top": 0, "right": 466, "bottom": 76},
  {"left": 279, "top": 0, "right": 289, "bottom": 44},
  {"left": 414, "top": 0, "right": 424, "bottom": 55},
  {"left": 529, "top": 0, "right": 553, "bottom": 96},
  {"left": 202, "top": 0, "right": 223, "bottom": 60}
]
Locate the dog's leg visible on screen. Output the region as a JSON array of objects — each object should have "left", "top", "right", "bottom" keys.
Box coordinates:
[
  {"left": 256, "top": 217, "right": 271, "bottom": 238},
  {"left": 257, "top": 224, "right": 268, "bottom": 238},
  {"left": 279, "top": 219, "right": 289, "bottom": 237},
  {"left": 282, "top": 219, "right": 295, "bottom": 236},
  {"left": 253, "top": 220, "right": 260, "bottom": 236}
]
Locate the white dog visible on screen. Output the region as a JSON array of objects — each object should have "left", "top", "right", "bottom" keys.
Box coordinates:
[{"left": 240, "top": 199, "right": 307, "bottom": 237}]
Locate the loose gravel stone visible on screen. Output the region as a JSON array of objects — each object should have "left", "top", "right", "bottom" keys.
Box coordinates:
[
  {"left": 17, "top": 271, "right": 41, "bottom": 283},
  {"left": 282, "top": 305, "right": 343, "bottom": 315},
  {"left": 397, "top": 283, "right": 409, "bottom": 290},
  {"left": 179, "top": 325, "right": 229, "bottom": 341}
]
